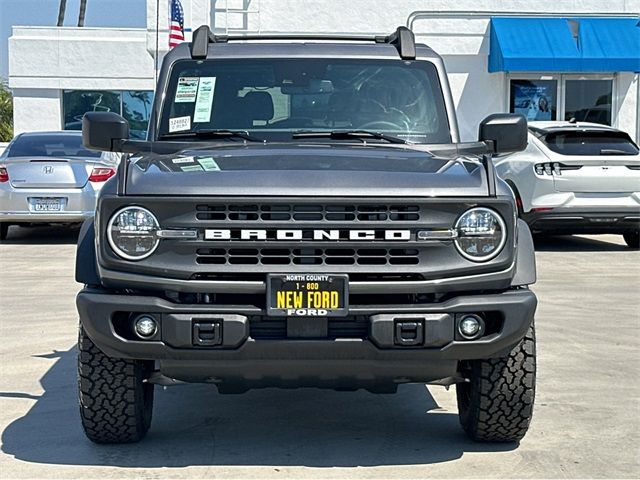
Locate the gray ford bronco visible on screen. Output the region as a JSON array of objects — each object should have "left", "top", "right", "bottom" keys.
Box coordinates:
[{"left": 76, "top": 26, "right": 537, "bottom": 444}]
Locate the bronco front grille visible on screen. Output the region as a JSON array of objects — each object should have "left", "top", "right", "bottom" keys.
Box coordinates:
[
  {"left": 196, "top": 203, "right": 420, "bottom": 222},
  {"left": 196, "top": 247, "right": 420, "bottom": 266}
]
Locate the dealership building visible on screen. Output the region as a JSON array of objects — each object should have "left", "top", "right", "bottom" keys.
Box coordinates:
[{"left": 8, "top": 0, "right": 640, "bottom": 141}]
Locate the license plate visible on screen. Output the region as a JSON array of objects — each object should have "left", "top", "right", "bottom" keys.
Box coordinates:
[
  {"left": 32, "top": 198, "right": 63, "bottom": 212},
  {"left": 267, "top": 274, "right": 348, "bottom": 317}
]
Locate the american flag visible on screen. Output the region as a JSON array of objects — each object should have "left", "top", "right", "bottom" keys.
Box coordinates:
[{"left": 169, "top": 0, "right": 185, "bottom": 48}]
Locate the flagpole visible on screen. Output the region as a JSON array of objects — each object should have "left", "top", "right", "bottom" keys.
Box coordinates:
[{"left": 154, "top": 0, "right": 160, "bottom": 84}]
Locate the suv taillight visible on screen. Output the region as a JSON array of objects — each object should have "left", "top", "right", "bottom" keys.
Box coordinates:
[
  {"left": 89, "top": 167, "right": 116, "bottom": 182},
  {"left": 534, "top": 162, "right": 582, "bottom": 176},
  {"left": 0, "top": 166, "right": 8, "bottom": 183}
]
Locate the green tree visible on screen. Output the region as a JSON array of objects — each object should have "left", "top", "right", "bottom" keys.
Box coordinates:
[{"left": 0, "top": 81, "right": 13, "bottom": 141}]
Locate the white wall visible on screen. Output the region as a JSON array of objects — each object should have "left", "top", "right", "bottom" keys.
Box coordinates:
[
  {"left": 9, "top": 26, "right": 155, "bottom": 134},
  {"left": 615, "top": 73, "right": 639, "bottom": 140},
  {"left": 11, "top": 88, "right": 61, "bottom": 135},
  {"left": 208, "top": 0, "right": 638, "bottom": 36}
]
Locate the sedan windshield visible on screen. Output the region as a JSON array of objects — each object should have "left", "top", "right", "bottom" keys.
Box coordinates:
[
  {"left": 159, "top": 58, "right": 451, "bottom": 144},
  {"left": 7, "top": 134, "right": 102, "bottom": 158}
]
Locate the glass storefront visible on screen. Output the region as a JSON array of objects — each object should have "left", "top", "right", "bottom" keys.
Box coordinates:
[
  {"left": 63, "top": 90, "right": 154, "bottom": 139},
  {"left": 509, "top": 76, "right": 613, "bottom": 126},
  {"left": 564, "top": 80, "right": 612, "bottom": 125}
]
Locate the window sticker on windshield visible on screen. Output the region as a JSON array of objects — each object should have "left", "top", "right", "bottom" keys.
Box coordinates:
[
  {"left": 175, "top": 77, "right": 199, "bottom": 103},
  {"left": 181, "top": 164, "right": 203, "bottom": 172},
  {"left": 193, "top": 77, "right": 216, "bottom": 123},
  {"left": 169, "top": 116, "right": 191, "bottom": 133},
  {"left": 197, "top": 156, "right": 220, "bottom": 171},
  {"left": 172, "top": 156, "right": 195, "bottom": 164}
]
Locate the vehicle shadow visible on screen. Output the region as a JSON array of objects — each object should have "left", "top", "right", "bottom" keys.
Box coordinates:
[
  {"left": 533, "top": 234, "right": 630, "bottom": 252},
  {"left": 1, "top": 347, "right": 515, "bottom": 468},
  {"left": 1, "top": 225, "right": 80, "bottom": 245}
]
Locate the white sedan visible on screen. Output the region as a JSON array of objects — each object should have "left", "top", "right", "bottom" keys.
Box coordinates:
[
  {"left": 495, "top": 121, "right": 640, "bottom": 248},
  {"left": 0, "top": 131, "right": 119, "bottom": 241}
]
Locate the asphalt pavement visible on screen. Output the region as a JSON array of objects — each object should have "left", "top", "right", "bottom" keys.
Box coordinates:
[{"left": 0, "top": 225, "right": 638, "bottom": 479}]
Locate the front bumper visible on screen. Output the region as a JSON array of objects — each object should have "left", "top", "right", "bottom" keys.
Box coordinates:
[
  {"left": 523, "top": 208, "right": 640, "bottom": 234},
  {"left": 77, "top": 288, "right": 537, "bottom": 389}
]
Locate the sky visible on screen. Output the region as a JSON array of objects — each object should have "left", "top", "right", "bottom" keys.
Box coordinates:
[{"left": 0, "top": 0, "right": 147, "bottom": 79}]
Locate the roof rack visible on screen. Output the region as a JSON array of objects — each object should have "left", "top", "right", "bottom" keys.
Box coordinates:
[{"left": 189, "top": 25, "right": 416, "bottom": 60}]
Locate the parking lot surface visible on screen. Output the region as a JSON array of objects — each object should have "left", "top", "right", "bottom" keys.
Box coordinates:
[{"left": 0, "top": 225, "right": 638, "bottom": 479}]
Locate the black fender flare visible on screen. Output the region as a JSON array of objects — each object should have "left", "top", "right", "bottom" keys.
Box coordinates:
[
  {"left": 75, "top": 218, "right": 100, "bottom": 286},
  {"left": 511, "top": 218, "right": 537, "bottom": 287}
]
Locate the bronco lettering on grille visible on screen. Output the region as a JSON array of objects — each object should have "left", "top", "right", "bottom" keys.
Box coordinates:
[{"left": 204, "top": 229, "right": 412, "bottom": 241}]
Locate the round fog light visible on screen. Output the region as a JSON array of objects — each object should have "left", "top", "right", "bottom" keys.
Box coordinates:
[
  {"left": 134, "top": 316, "right": 158, "bottom": 338},
  {"left": 459, "top": 315, "right": 483, "bottom": 340}
]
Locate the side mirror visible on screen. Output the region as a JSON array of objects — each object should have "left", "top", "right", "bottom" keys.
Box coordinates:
[
  {"left": 479, "top": 113, "right": 527, "bottom": 155},
  {"left": 82, "top": 112, "right": 130, "bottom": 151}
]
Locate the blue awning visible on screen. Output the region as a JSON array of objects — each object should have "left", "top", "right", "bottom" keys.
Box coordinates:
[{"left": 489, "top": 17, "right": 640, "bottom": 73}]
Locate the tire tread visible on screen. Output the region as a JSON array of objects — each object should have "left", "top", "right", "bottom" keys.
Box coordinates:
[
  {"left": 77, "top": 325, "right": 153, "bottom": 443},
  {"left": 457, "top": 322, "right": 536, "bottom": 442}
]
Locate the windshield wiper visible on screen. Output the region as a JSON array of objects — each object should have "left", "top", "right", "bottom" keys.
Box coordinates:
[
  {"left": 292, "top": 129, "right": 409, "bottom": 144},
  {"left": 159, "top": 129, "right": 264, "bottom": 142}
]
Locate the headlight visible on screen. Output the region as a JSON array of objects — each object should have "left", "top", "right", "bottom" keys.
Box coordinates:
[
  {"left": 454, "top": 207, "right": 507, "bottom": 262},
  {"left": 107, "top": 206, "right": 160, "bottom": 260}
]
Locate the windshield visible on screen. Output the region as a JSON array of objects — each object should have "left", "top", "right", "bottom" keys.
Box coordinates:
[
  {"left": 7, "top": 134, "right": 102, "bottom": 158},
  {"left": 158, "top": 58, "right": 451, "bottom": 143},
  {"left": 539, "top": 131, "right": 639, "bottom": 156}
]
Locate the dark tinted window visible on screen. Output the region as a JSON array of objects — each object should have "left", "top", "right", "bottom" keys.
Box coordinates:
[
  {"left": 564, "top": 80, "right": 612, "bottom": 126},
  {"left": 63, "top": 90, "right": 121, "bottom": 130},
  {"left": 63, "top": 90, "right": 154, "bottom": 139},
  {"left": 541, "top": 131, "right": 639, "bottom": 156},
  {"left": 159, "top": 58, "right": 451, "bottom": 143},
  {"left": 7, "top": 134, "right": 102, "bottom": 158},
  {"left": 123, "top": 91, "right": 154, "bottom": 139}
]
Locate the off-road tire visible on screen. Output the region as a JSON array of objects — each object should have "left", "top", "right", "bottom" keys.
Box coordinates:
[
  {"left": 456, "top": 321, "right": 536, "bottom": 442},
  {"left": 78, "top": 324, "right": 154, "bottom": 443},
  {"left": 0, "top": 223, "right": 8, "bottom": 241},
  {"left": 623, "top": 231, "right": 640, "bottom": 249}
]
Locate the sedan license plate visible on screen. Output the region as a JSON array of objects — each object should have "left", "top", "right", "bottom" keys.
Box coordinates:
[
  {"left": 32, "top": 198, "right": 63, "bottom": 212},
  {"left": 267, "top": 274, "right": 348, "bottom": 317}
]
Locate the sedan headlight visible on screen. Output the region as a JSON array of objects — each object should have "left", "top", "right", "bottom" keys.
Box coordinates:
[
  {"left": 454, "top": 207, "right": 507, "bottom": 262},
  {"left": 107, "top": 206, "right": 160, "bottom": 260}
]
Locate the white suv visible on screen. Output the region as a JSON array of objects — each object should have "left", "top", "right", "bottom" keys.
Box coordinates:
[{"left": 495, "top": 121, "right": 640, "bottom": 248}]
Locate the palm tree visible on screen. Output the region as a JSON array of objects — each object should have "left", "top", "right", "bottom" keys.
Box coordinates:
[
  {"left": 78, "top": 0, "right": 87, "bottom": 27},
  {"left": 130, "top": 92, "right": 152, "bottom": 119},
  {"left": 0, "top": 81, "right": 13, "bottom": 141},
  {"left": 57, "top": 0, "right": 67, "bottom": 26}
]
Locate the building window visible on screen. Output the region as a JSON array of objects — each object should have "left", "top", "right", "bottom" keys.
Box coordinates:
[
  {"left": 509, "top": 76, "right": 614, "bottom": 126},
  {"left": 63, "top": 90, "right": 154, "bottom": 139},
  {"left": 564, "top": 79, "right": 612, "bottom": 125},
  {"left": 122, "top": 91, "right": 154, "bottom": 139},
  {"left": 510, "top": 79, "right": 557, "bottom": 121}
]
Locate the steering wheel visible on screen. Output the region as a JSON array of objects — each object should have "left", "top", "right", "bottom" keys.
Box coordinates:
[
  {"left": 271, "top": 117, "right": 316, "bottom": 128},
  {"left": 387, "top": 107, "right": 412, "bottom": 127}
]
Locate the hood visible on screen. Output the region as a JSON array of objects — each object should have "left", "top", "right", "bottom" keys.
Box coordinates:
[{"left": 126, "top": 144, "right": 488, "bottom": 197}]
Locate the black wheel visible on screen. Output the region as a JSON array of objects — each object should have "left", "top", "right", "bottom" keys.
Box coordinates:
[
  {"left": 456, "top": 322, "right": 536, "bottom": 442},
  {"left": 0, "top": 223, "right": 8, "bottom": 241},
  {"left": 623, "top": 231, "right": 640, "bottom": 249},
  {"left": 77, "top": 324, "right": 154, "bottom": 443}
]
